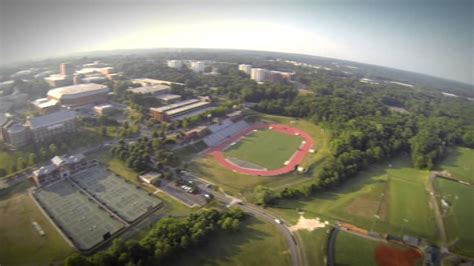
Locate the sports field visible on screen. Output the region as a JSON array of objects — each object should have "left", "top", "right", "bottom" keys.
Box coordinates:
[
  {"left": 34, "top": 180, "right": 125, "bottom": 250},
  {"left": 71, "top": 166, "right": 162, "bottom": 223},
  {"left": 173, "top": 216, "right": 290, "bottom": 266},
  {"left": 0, "top": 180, "right": 74, "bottom": 265},
  {"left": 440, "top": 147, "right": 474, "bottom": 183},
  {"left": 224, "top": 129, "right": 303, "bottom": 170},
  {"left": 269, "top": 157, "right": 439, "bottom": 242},
  {"left": 335, "top": 230, "right": 423, "bottom": 266},
  {"left": 434, "top": 178, "right": 474, "bottom": 257}
]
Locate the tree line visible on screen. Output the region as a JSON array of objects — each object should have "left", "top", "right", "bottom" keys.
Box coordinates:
[{"left": 65, "top": 208, "right": 245, "bottom": 266}]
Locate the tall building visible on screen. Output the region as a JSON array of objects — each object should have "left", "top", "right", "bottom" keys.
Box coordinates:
[
  {"left": 167, "top": 60, "right": 184, "bottom": 69},
  {"left": 238, "top": 64, "right": 252, "bottom": 75},
  {"left": 60, "top": 63, "right": 75, "bottom": 76},
  {"left": 190, "top": 61, "right": 206, "bottom": 73},
  {"left": 250, "top": 68, "right": 267, "bottom": 82}
]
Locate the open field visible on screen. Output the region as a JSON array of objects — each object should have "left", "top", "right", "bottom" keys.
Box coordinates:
[
  {"left": 173, "top": 216, "right": 291, "bottom": 266},
  {"left": 297, "top": 228, "right": 330, "bottom": 266},
  {"left": 335, "top": 230, "right": 423, "bottom": 266},
  {"left": 224, "top": 129, "right": 303, "bottom": 170},
  {"left": 0, "top": 180, "right": 74, "bottom": 265},
  {"left": 434, "top": 178, "right": 474, "bottom": 257},
  {"left": 440, "top": 147, "right": 474, "bottom": 183},
  {"left": 269, "top": 157, "right": 440, "bottom": 243}
]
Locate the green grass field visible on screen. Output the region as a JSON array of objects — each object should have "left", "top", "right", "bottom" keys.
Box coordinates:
[
  {"left": 0, "top": 180, "right": 74, "bottom": 265},
  {"left": 434, "top": 178, "right": 474, "bottom": 257},
  {"left": 334, "top": 230, "right": 379, "bottom": 265},
  {"left": 440, "top": 147, "right": 474, "bottom": 183},
  {"left": 224, "top": 129, "right": 303, "bottom": 170},
  {"left": 269, "top": 157, "right": 440, "bottom": 243},
  {"left": 173, "top": 216, "right": 290, "bottom": 266},
  {"left": 297, "top": 228, "right": 330, "bottom": 266}
]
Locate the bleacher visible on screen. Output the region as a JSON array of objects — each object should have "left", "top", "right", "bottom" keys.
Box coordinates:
[{"left": 203, "top": 120, "right": 249, "bottom": 146}]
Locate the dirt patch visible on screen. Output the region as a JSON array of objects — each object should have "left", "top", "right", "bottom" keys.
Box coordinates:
[
  {"left": 289, "top": 215, "right": 327, "bottom": 232},
  {"left": 375, "top": 244, "right": 422, "bottom": 266}
]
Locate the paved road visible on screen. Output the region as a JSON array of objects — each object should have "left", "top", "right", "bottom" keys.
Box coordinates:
[
  {"left": 326, "top": 227, "right": 339, "bottom": 266},
  {"left": 183, "top": 172, "right": 304, "bottom": 266}
]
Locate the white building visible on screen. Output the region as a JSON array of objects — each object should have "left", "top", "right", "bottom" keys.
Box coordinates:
[
  {"left": 167, "top": 60, "right": 184, "bottom": 69},
  {"left": 191, "top": 61, "right": 206, "bottom": 73},
  {"left": 250, "top": 68, "right": 267, "bottom": 82},
  {"left": 238, "top": 64, "right": 252, "bottom": 75}
]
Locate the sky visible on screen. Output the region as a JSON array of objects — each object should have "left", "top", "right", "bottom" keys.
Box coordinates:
[{"left": 0, "top": 0, "right": 473, "bottom": 84}]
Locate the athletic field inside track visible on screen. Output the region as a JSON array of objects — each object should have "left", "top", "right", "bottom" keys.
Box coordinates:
[{"left": 208, "top": 123, "right": 314, "bottom": 176}]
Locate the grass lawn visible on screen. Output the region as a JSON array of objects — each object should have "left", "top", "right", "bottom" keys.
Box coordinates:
[
  {"left": 224, "top": 129, "right": 303, "bottom": 170},
  {"left": 335, "top": 230, "right": 378, "bottom": 265},
  {"left": 172, "top": 216, "right": 290, "bottom": 266},
  {"left": 0, "top": 180, "right": 74, "bottom": 265},
  {"left": 434, "top": 178, "right": 474, "bottom": 257},
  {"left": 439, "top": 147, "right": 474, "bottom": 183},
  {"left": 269, "top": 156, "right": 440, "bottom": 243},
  {"left": 297, "top": 228, "right": 330, "bottom": 266}
]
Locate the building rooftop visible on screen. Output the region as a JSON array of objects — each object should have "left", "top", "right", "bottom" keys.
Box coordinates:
[
  {"left": 44, "top": 75, "right": 68, "bottom": 81},
  {"left": 139, "top": 172, "right": 162, "bottom": 183},
  {"left": 127, "top": 84, "right": 170, "bottom": 94},
  {"left": 47, "top": 83, "right": 109, "bottom": 100},
  {"left": 27, "top": 110, "right": 76, "bottom": 129},
  {"left": 166, "top": 101, "right": 211, "bottom": 116},
  {"left": 150, "top": 99, "right": 200, "bottom": 113},
  {"left": 32, "top": 98, "right": 58, "bottom": 109},
  {"left": 156, "top": 93, "right": 182, "bottom": 101},
  {"left": 33, "top": 164, "right": 57, "bottom": 177},
  {"left": 131, "top": 78, "right": 185, "bottom": 86}
]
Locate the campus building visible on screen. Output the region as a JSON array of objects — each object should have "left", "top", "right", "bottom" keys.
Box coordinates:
[
  {"left": 127, "top": 84, "right": 170, "bottom": 95},
  {"left": 26, "top": 110, "right": 77, "bottom": 143},
  {"left": 250, "top": 68, "right": 267, "bottom": 82},
  {"left": 190, "top": 61, "right": 206, "bottom": 73},
  {"left": 1, "top": 120, "right": 30, "bottom": 147},
  {"left": 150, "top": 99, "right": 212, "bottom": 122},
  {"left": 31, "top": 98, "right": 59, "bottom": 113},
  {"left": 238, "top": 64, "right": 252, "bottom": 75},
  {"left": 93, "top": 104, "right": 116, "bottom": 115},
  {"left": 250, "top": 68, "right": 293, "bottom": 83},
  {"left": 47, "top": 83, "right": 110, "bottom": 107},
  {"left": 1, "top": 110, "right": 76, "bottom": 147},
  {"left": 167, "top": 60, "right": 184, "bottom": 69},
  {"left": 32, "top": 153, "right": 88, "bottom": 186},
  {"left": 156, "top": 93, "right": 182, "bottom": 104}
]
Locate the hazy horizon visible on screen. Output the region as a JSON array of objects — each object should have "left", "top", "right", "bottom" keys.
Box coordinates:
[{"left": 1, "top": 0, "right": 472, "bottom": 84}]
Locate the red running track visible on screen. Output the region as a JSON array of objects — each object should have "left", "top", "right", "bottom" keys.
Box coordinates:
[{"left": 206, "top": 123, "right": 314, "bottom": 176}]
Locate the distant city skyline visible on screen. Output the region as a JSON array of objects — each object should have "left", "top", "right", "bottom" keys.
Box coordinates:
[{"left": 0, "top": 0, "right": 472, "bottom": 84}]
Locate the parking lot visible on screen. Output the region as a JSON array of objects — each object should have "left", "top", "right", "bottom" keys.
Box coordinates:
[
  {"left": 158, "top": 179, "right": 208, "bottom": 207},
  {"left": 71, "top": 166, "right": 163, "bottom": 223},
  {"left": 33, "top": 180, "right": 125, "bottom": 251}
]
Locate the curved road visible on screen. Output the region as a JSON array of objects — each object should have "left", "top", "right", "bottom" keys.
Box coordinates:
[{"left": 185, "top": 174, "right": 304, "bottom": 266}]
